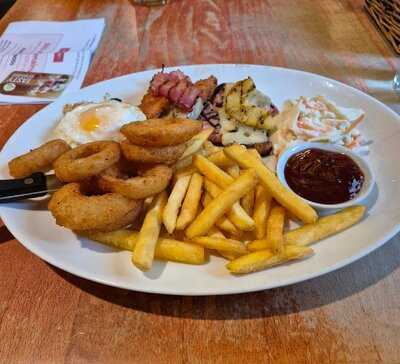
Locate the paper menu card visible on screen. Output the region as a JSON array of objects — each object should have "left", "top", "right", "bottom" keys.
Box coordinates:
[{"left": 0, "top": 18, "right": 105, "bottom": 104}]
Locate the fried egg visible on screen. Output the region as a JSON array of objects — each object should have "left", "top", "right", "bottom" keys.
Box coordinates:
[{"left": 52, "top": 100, "right": 146, "bottom": 147}]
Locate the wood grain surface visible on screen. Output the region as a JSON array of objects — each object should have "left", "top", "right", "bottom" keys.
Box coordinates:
[{"left": 0, "top": 1, "right": 399, "bottom": 363}]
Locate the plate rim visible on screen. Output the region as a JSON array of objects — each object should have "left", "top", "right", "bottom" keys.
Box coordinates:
[
  {"left": 1, "top": 63, "right": 400, "bottom": 296},
  {"left": 2, "top": 214, "right": 400, "bottom": 296}
]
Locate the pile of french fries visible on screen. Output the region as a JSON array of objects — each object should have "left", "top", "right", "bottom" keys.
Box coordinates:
[{"left": 85, "top": 130, "right": 366, "bottom": 275}]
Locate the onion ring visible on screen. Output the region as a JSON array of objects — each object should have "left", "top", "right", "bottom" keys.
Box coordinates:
[
  {"left": 54, "top": 141, "right": 120, "bottom": 182},
  {"left": 8, "top": 139, "right": 70, "bottom": 178},
  {"left": 97, "top": 164, "right": 172, "bottom": 199},
  {"left": 48, "top": 183, "right": 141, "bottom": 231},
  {"left": 75, "top": 205, "right": 143, "bottom": 234},
  {"left": 120, "top": 140, "right": 185, "bottom": 164},
  {"left": 120, "top": 118, "right": 202, "bottom": 147}
]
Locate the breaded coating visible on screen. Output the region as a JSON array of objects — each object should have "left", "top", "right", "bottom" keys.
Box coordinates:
[{"left": 139, "top": 92, "right": 171, "bottom": 118}]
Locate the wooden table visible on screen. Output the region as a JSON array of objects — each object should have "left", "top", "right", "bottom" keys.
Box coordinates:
[{"left": 0, "top": 1, "right": 399, "bottom": 363}]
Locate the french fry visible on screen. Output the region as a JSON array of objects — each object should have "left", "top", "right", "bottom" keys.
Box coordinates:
[
  {"left": 193, "top": 154, "right": 233, "bottom": 187},
  {"left": 248, "top": 148, "right": 262, "bottom": 160},
  {"left": 186, "top": 169, "right": 258, "bottom": 238},
  {"left": 241, "top": 188, "right": 255, "bottom": 216},
  {"left": 226, "top": 164, "right": 240, "bottom": 178},
  {"left": 83, "top": 229, "right": 205, "bottom": 265},
  {"left": 173, "top": 164, "right": 197, "bottom": 184},
  {"left": 180, "top": 129, "right": 213, "bottom": 160},
  {"left": 84, "top": 229, "right": 139, "bottom": 251},
  {"left": 285, "top": 205, "right": 366, "bottom": 246},
  {"left": 207, "top": 150, "right": 236, "bottom": 168},
  {"left": 207, "top": 227, "right": 241, "bottom": 260},
  {"left": 191, "top": 236, "right": 247, "bottom": 255},
  {"left": 176, "top": 173, "right": 204, "bottom": 230},
  {"left": 247, "top": 238, "right": 274, "bottom": 252},
  {"left": 163, "top": 175, "right": 191, "bottom": 234},
  {"left": 253, "top": 185, "right": 272, "bottom": 239},
  {"left": 194, "top": 156, "right": 255, "bottom": 233},
  {"left": 283, "top": 244, "right": 314, "bottom": 260},
  {"left": 226, "top": 245, "right": 313, "bottom": 274},
  {"left": 202, "top": 192, "right": 240, "bottom": 236},
  {"left": 227, "top": 250, "right": 275, "bottom": 273},
  {"left": 157, "top": 238, "right": 205, "bottom": 264},
  {"left": 224, "top": 144, "right": 318, "bottom": 224},
  {"left": 207, "top": 226, "right": 226, "bottom": 238},
  {"left": 247, "top": 205, "right": 367, "bottom": 251},
  {"left": 132, "top": 191, "right": 167, "bottom": 270},
  {"left": 266, "top": 205, "right": 285, "bottom": 253},
  {"left": 203, "top": 140, "right": 223, "bottom": 156},
  {"left": 203, "top": 179, "right": 224, "bottom": 197},
  {"left": 204, "top": 179, "right": 255, "bottom": 231}
]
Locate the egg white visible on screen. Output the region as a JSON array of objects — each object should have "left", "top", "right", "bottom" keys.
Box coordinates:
[{"left": 52, "top": 100, "right": 146, "bottom": 147}]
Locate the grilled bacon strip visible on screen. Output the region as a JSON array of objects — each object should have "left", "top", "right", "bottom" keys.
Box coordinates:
[{"left": 149, "top": 70, "right": 217, "bottom": 111}]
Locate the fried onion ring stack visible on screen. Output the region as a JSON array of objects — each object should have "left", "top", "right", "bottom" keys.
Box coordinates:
[
  {"left": 96, "top": 118, "right": 202, "bottom": 199},
  {"left": 118, "top": 118, "right": 201, "bottom": 169},
  {"left": 5, "top": 118, "right": 199, "bottom": 233},
  {"left": 6, "top": 118, "right": 201, "bottom": 233}
]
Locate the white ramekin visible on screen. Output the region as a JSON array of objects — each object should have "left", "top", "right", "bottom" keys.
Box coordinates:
[{"left": 276, "top": 141, "right": 375, "bottom": 210}]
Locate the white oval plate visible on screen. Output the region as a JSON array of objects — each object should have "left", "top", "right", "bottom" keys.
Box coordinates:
[{"left": 1, "top": 64, "right": 399, "bottom": 296}]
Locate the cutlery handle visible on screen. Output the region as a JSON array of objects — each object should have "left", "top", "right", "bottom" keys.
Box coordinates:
[{"left": 0, "top": 172, "right": 48, "bottom": 203}]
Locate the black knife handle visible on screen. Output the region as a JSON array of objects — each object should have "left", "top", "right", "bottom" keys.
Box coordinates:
[{"left": 0, "top": 172, "right": 48, "bottom": 203}]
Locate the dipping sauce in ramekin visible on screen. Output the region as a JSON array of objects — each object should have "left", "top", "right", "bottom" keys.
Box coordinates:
[
  {"left": 284, "top": 148, "right": 364, "bottom": 204},
  {"left": 276, "top": 142, "right": 374, "bottom": 210}
]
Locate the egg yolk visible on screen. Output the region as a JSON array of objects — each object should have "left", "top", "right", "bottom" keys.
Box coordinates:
[{"left": 79, "top": 109, "right": 101, "bottom": 132}]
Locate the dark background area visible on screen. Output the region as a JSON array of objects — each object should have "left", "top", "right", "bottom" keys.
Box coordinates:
[{"left": 0, "top": 0, "right": 15, "bottom": 18}]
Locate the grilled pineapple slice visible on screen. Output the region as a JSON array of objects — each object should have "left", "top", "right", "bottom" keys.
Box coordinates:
[
  {"left": 224, "top": 82, "right": 243, "bottom": 122},
  {"left": 225, "top": 77, "right": 275, "bottom": 131}
]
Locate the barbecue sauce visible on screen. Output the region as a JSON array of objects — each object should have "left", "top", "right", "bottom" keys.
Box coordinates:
[{"left": 284, "top": 148, "right": 364, "bottom": 204}]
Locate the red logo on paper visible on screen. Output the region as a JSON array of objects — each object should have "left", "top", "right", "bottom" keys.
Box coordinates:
[{"left": 53, "top": 48, "right": 70, "bottom": 63}]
